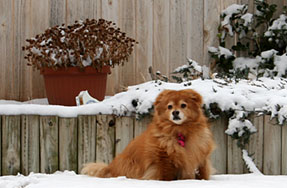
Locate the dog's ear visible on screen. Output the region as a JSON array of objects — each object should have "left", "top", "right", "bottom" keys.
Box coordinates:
[
  {"left": 154, "top": 90, "right": 173, "bottom": 107},
  {"left": 184, "top": 89, "right": 203, "bottom": 106}
]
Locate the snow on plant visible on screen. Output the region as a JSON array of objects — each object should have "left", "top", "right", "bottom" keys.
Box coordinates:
[
  {"left": 23, "top": 19, "right": 137, "bottom": 70},
  {"left": 209, "top": 0, "right": 287, "bottom": 79},
  {"left": 225, "top": 111, "right": 257, "bottom": 148}
]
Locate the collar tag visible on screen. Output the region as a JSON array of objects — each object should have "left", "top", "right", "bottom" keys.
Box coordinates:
[{"left": 177, "top": 133, "right": 185, "bottom": 147}]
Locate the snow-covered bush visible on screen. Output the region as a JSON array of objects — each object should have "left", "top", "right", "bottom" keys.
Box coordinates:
[
  {"left": 23, "top": 19, "right": 137, "bottom": 70},
  {"left": 209, "top": 0, "right": 287, "bottom": 79}
]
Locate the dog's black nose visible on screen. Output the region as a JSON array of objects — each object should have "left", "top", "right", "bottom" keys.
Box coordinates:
[{"left": 172, "top": 110, "right": 180, "bottom": 116}]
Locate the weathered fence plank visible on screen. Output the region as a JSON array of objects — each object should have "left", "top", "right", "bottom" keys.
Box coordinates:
[
  {"left": 96, "top": 115, "right": 115, "bottom": 163},
  {"left": 101, "top": 0, "right": 120, "bottom": 95},
  {"left": 78, "top": 115, "right": 97, "bottom": 172},
  {"left": 59, "top": 117, "right": 78, "bottom": 172},
  {"left": 186, "top": 0, "right": 204, "bottom": 63},
  {"left": 210, "top": 116, "right": 228, "bottom": 174},
  {"left": 40, "top": 116, "right": 59, "bottom": 173},
  {"left": 50, "top": 0, "right": 66, "bottom": 27},
  {"left": 282, "top": 123, "right": 287, "bottom": 175},
  {"left": 1, "top": 113, "right": 287, "bottom": 175},
  {"left": 227, "top": 137, "right": 245, "bottom": 174},
  {"left": 203, "top": 0, "right": 221, "bottom": 67},
  {"left": 134, "top": 116, "right": 152, "bottom": 137},
  {"left": 169, "top": 0, "right": 187, "bottom": 72},
  {"left": 247, "top": 114, "right": 264, "bottom": 172},
  {"left": 135, "top": 0, "right": 153, "bottom": 83},
  {"left": 115, "top": 116, "right": 134, "bottom": 155},
  {"left": 66, "top": 0, "right": 96, "bottom": 24},
  {"left": 29, "top": 0, "right": 50, "bottom": 99},
  {"left": 21, "top": 115, "right": 40, "bottom": 175},
  {"left": 0, "top": 0, "right": 20, "bottom": 100},
  {"left": 118, "top": 0, "right": 136, "bottom": 88},
  {"left": 2, "top": 116, "right": 21, "bottom": 175},
  {"left": 153, "top": 0, "right": 170, "bottom": 76},
  {"left": 263, "top": 115, "right": 282, "bottom": 175}
]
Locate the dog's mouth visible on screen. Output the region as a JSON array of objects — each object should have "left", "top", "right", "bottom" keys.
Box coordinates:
[
  {"left": 170, "top": 113, "right": 185, "bottom": 125},
  {"left": 173, "top": 116, "right": 181, "bottom": 121}
]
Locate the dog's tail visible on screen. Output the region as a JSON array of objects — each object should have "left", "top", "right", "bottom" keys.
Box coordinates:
[{"left": 81, "top": 162, "right": 109, "bottom": 177}]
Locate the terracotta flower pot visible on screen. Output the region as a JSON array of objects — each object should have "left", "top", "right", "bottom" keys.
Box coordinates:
[{"left": 41, "top": 66, "right": 111, "bottom": 106}]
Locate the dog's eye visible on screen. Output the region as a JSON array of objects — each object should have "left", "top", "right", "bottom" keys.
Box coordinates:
[
  {"left": 168, "top": 105, "right": 173, "bottom": 109},
  {"left": 181, "top": 104, "right": 186, "bottom": 108}
]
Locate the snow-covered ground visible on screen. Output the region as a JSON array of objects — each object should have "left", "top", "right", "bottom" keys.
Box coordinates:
[{"left": 1, "top": 171, "right": 287, "bottom": 188}]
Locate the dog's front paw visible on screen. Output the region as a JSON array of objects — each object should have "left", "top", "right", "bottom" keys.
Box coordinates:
[{"left": 81, "top": 162, "right": 107, "bottom": 177}]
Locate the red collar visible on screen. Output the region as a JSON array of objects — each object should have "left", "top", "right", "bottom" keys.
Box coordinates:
[{"left": 177, "top": 133, "right": 185, "bottom": 147}]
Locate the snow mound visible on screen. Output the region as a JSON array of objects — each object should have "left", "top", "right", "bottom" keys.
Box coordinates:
[{"left": 0, "top": 171, "right": 287, "bottom": 188}]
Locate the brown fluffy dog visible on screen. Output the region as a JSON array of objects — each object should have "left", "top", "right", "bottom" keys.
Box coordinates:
[{"left": 81, "top": 89, "right": 215, "bottom": 180}]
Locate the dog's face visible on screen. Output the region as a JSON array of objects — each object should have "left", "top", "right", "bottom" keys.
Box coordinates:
[{"left": 154, "top": 89, "right": 203, "bottom": 125}]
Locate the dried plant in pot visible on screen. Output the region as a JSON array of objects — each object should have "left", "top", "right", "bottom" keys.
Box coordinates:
[{"left": 23, "top": 18, "right": 137, "bottom": 106}]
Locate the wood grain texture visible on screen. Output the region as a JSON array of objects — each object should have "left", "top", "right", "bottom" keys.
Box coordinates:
[
  {"left": 40, "top": 116, "right": 59, "bottom": 173},
  {"left": 134, "top": 116, "right": 152, "bottom": 137},
  {"left": 186, "top": 0, "right": 204, "bottom": 64},
  {"left": 29, "top": 0, "right": 49, "bottom": 99},
  {"left": 153, "top": 0, "right": 170, "bottom": 76},
  {"left": 203, "top": 0, "right": 221, "bottom": 67},
  {"left": 50, "top": 0, "right": 66, "bottom": 26},
  {"left": 2, "top": 116, "right": 21, "bottom": 175},
  {"left": 0, "top": 0, "right": 19, "bottom": 100},
  {"left": 118, "top": 0, "right": 136, "bottom": 89},
  {"left": 135, "top": 0, "right": 153, "bottom": 83},
  {"left": 227, "top": 134, "right": 245, "bottom": 174},
  {"left": 115, "top": 116, "right": 134, "bottom": 155},
  {"left": 247, "top": 114, "right": 264, "bottom": 173},
  {"left": 169, "top": 0, "right": 187, "bottom": 72},
  {"left": 101, "top": 0, "right": 120, "bottom": 95},
  {"left": 263, "top": 115, "right": 282, "bottom": 175},
  {"left": 21, "top": 115, "right": 40, "bottom": 175},
  {"left": 96, "top": 115, "right": 115, "bottom": 163},
  {"left": 59, "top": 117, "right": 78, "bottom": 172},
  {"left": 66, "top": 0, "right": 96, "bottom": 25},
  {"left": 210, "top": 117, "right": 228, "bottom": 174},
  {"left": 78, "top": 115, "right": 97, "bottom": 172},
  {"left": 17, "top": 0, "right": 34, "bottom": 101}
]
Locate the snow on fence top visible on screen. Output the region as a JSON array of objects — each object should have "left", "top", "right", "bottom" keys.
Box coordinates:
[{"left": 1, "top": 77, "right": 287, "bottom": 123}]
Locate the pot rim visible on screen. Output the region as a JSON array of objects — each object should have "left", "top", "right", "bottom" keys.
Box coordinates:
[{"left": 40, "top": 66, "right": 111, "bottom": 75}]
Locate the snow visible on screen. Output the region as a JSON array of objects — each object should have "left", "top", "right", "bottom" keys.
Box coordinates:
[
  {"left": 221, "top": 4, "right": 247, "bottom": 37},
  {"left": 274, "top": 54, "right": 287, "bottom": 77},
  {"left": 225, "top": 111, "right": 257, "bottom": 137},
  {"left": 1, "top": 77, "right": 287, "bottom": 121},
  {"left": 261, "top": 49, "right": 278, "bottom": 59},
  {"left": 241, "top": 13, "right": 253, "bottom": 27},
  {"left": 242, "top": 149, "right": 262, "bottom": 175},
  {"left": 265, "top": 14, "right": 287, "bottom": 37},
  {"left": 1, "top": 171, "right": 287, "bottom": 188},
  {"left": 208, "top": 46, "right": 233, "bottom": 58},
  {"left": 232, "top": 57, "right": 261, "bottom": 75}
]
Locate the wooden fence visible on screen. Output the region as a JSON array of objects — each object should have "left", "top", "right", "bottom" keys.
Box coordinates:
[
  {"left": 2, "top": 0, "right": 287, "bottom": 101},
  {"left": 0, "top": 114, "right": 286, "bottom": 176}
]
